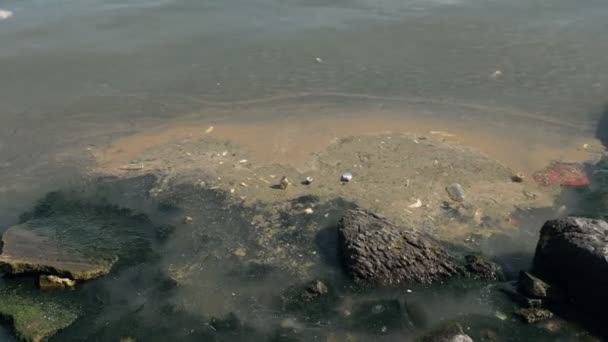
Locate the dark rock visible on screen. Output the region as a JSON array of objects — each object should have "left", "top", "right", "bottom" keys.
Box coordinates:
[
  {"left": 532, "top": 217, "right": 608, "bottom": 314},
  {"left": 337, "top": 208, "right": 463, "bottom": 286},
  {"left": 517, "top": 271, "right": 564, "bottom": 304},
  {"left": 418, "top": 321, "right": 474, "bottom": 342},
  {"left": 465, "top": 255, "right": 503, "bottom": 280},
  {"left": 514, "top": 307, "right": 554, "bottom": 324}
]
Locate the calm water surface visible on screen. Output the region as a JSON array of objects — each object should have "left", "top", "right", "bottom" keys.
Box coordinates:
[{"left": 0, "top": 0, "right": 607, "bottom": 340}]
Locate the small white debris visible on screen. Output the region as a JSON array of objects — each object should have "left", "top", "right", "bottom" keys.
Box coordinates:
[
  {"left": 0, "top": 9, "right": 13, "bottom": 20},
  {"left": 490, "top": 70, "right": 503, "bottom": 78},
  {"left": 583, "top": 143, "right": 589, "bottom": 149},
  {"left": 304, "top": 208, "right": 314, "bottom": 215},
  {"left": 315, "top": 57, "right": 324, "bottom": 63},
  {"left": 279, "top": 176, "right": 290, "bottom": 190},
  {"left": 230, "top": 188, "right": 235, "bottom": 194},
  {"left": 430, "top": 130, "right": 455, "bottom": 137},
  {"left": 341, "top": 172, "right": 353, "bottom": 182},
  {"left": 119, "top": 163, "right": 144, "bottom": 171},
  {"left": 240, "top": 182, "right": 248, "bottom": 187},
  {"left": 324, "top": 213, "right": 329, "bottom": 218},
  {"left": 408, "top": 199, "right": 423, "bottom": 208},
  {"left": 406, "top": 289, "right": 413, "bottom": 293},
  {"left": 495, "top": 311, "right": 508, "bottom": 321},
  {"left": 222, "top": 151, "right": 228, "bottom": 156},
  {"left": 239, "top": 159, "right": 248, "bottom": 164},
  {"left": 205, "top": 126, "right": 214, "bottom": 134},
  {"left": 303, "top": 176, "right": 314, "bottom": 185},
  {"left": 183, "top": 216, "right": 194, "bottom": 224}
]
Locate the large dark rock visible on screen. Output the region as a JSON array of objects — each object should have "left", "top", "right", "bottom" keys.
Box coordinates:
[
  {"left": 337, "top": 209, "right": 463, "bottom": 286},
  {"left": 532, "top": 217, "right": 608, "bottom": 314}
]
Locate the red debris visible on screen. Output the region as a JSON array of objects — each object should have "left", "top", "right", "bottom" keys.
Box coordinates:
[{"left": 533, "top": 162, "right": 589, "bottom": 186}]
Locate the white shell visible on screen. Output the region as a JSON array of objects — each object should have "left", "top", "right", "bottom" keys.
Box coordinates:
[{"left": 408, "top": 199, "right": 422, "bottom": 208}]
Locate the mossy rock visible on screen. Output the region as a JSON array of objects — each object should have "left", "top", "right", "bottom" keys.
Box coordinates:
[{"left": 0, "top": 284, "right": 80, "bottom": 342}]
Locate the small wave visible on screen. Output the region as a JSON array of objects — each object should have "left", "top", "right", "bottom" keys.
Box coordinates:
[{"left": 0, "top": 9, "right": 13, "bottom": 20}]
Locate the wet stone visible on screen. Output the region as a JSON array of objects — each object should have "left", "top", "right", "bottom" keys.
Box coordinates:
[{"left": 514, "top": 307, "right": 554, "bottom": 324}]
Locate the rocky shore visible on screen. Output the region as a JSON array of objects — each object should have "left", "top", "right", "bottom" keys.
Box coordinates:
[{"left": 0, "top": 130, "right": 604, "bottom": 341}]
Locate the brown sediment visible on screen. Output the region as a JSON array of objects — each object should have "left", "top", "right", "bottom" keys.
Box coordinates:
[{"left": 93, "top": 108, "right": 598, "bottom": 176}]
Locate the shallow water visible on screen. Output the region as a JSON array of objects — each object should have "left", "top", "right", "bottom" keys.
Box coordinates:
[{"left": 0, "top": 0, "right": 607, "bottom": 340}]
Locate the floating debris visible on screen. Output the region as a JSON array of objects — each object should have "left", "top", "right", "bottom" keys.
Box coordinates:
[
  {"left": 523, "top": 190, "right": 537, "bottom": 199},
  {"left": 406, "top": 289, "right": 413, "bottom": 293},
  {"left": 408, "top": 199, "right": 423, "bottom": 208},
  {"left": 430, "top": 130, "right": 455, "bottom": 137},
  {"left": 205, "top": 126, "right": 214, "bottom": 134},
  {"left": 315, "top": 57, "right": 324, "bottom": 63},
  {"left": 490, "top": 70, "right": 503, "bottom": 78},
  {"left": 303, "top": 176, "right": 314, "bottom": 185},
  {"left": 533, "top": 162, "right": 589, "bottom": 186},
  {"left": 183, "top": 216, "right": 193, "bottom": 224},
  {"left": 446, "top": 183, "right": 466, "bottom": 202},
  {"left": 495, "top": 311, "right": 508, "bottom": 321},
  {"left": 118, "top": 163, "right": 144, "bottom": 171},
  {"left": 304, "top": 208, "right": 314, "bottom": 215},
  {"left": 341, "top": 172, "right": 353, "bottom": 183},
  {"left": 511, "top": 173, "right": 525, "bottom": 183},
  {"left": 0, "top": 9, "right": 13, "bottom": 20},
  {"left": 279, "top": 176, "right": 290, "bottom": 189}
]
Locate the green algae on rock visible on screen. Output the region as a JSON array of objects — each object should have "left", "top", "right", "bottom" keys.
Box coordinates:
[
  {"left": 0, "top": 284, "right": 80, "bottom": 342},
  {"left": 0, "top": 190, "right": 158, "bottom": 280}
]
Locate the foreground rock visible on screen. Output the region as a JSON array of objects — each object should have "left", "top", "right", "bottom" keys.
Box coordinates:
[
  {"left": 532, "top": 217, "right": 608, "bottom": 315},
  {"left": 338, "top": 208, "right": 499, "bottom": 286},
  {"left": 0, "top": 224, "right": 114, "bottom": 280},
  {"left": 0, "top": 284, "right": 80, "bottom": 342}
]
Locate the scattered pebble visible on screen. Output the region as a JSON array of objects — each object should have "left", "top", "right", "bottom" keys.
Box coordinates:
[
  {"left": 304, "top": 208, "right": 314, "bottom": 215},
  {"left": 279, "top": 176, "right": 290, "bottom": 189},
  {"left": 446, "top": 183, "right": 466, "bottom": 202},
  {"left": 0, "top": 9, "right": 13, "bottom": 20},
  {"left": 341, "top": 172, "right": 353, "bottom": 182},
  {"left": 183, "top": 216, "right": 193, "bottom": 224},
  {"left": 511, "top": 173, "right": 525, "bottom": 183},
  {"left": 408, "top": 199, "right": 423, "bottom": 208},
  {"left": 205, "top": 126, "right": 214, "bottom": 134}
]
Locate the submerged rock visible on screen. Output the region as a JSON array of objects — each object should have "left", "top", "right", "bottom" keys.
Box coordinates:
[
  {"left": 514, "top": 307, "right": 554, "bottom": 324},
  {"left": 418, "top": 321, "right": 473, "bottom": 342},
  {"left": 532, "top": 217, "right": 608, "bottom": 314},
  {"left": 0, "top": 224, "right": 114, "bottom": 280},
  {"left": 464, "top": 255, "right": 502, "bottom": 280},
  {"left": 337, "top": 208, "right": 462, "bottom": 286}
]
